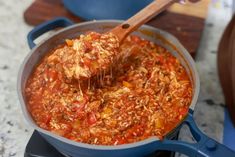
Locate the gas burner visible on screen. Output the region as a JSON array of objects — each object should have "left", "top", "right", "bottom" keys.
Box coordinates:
[{"left": 25, "top": 131, "right": 176, "bottom": 157}]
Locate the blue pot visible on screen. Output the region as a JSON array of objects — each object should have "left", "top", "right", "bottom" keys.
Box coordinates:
[
  {"left": 18, "top": 17, "right": 235, "bottom": 157},
  {"left": 62, "top": 0, "right": 153, "bottom": 20}
]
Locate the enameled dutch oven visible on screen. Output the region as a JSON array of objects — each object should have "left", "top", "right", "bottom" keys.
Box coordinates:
[
  {"left": 62, "top": 0, "right": 153, "bottom": 20},
  {"left": 18, "top": 17, "right": 235, "bottom": 157}
]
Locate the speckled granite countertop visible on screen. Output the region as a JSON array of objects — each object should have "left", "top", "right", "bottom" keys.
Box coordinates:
[{"left": 0, "top": 0, "right": 233, "bottom": 157}]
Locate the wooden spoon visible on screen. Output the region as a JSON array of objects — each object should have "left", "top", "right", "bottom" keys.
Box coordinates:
[
  {"left": 110, "top": 0, "right": 176, "bottom": 42},
  {"left": 61, "top": 0, "right": 177, "bottom": 81}
]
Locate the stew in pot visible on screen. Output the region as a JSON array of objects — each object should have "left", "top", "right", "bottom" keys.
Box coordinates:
[
  {"left": 48, "top": 32, "right": 119, "bottom": 80},
  {"left": 25, "top": 33, "right": 192, "bottom": 145}
]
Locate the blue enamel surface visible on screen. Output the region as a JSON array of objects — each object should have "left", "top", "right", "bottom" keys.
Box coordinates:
[
  {"left": 27, "top": 17, "right": 74, "bottom": 49},
  {"left": 223, "top": 108, "right": 235, "bottom": 151},
  {"left": 62, "top": 0, "right": 153, "bottom": 20},
  {"left": 154, "top": 110, "right": 235, "bottom": 157}
]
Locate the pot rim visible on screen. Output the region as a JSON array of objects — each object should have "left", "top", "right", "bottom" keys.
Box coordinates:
[{"left": 17, "top": 20, "right": 200, "bottom": 150}]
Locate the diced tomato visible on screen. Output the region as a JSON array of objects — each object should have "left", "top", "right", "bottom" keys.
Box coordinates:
[
  {"left": 42, "top": 114, "right": 51, "bottom": 124},
  {"left": 46, "top": 69, "right": 58, "bottom": 82},
  {"left": 87, "top": 112, "right": 97, "bottom": 125},
  {"left": 142, "top": 129, "right": 151, "bottom": 139},
  {"left": 83, "top": 57, "right": 92, "bottom": 67},
  {"left": 84, "top": 41, "right": 93, "bottom": 52},
  {"left": 156, "top": 56, "right": 164, "bottom": 64},
  {"left": 140, "top": 40, "right": 149, "bottom": 47},
  {"left": 66, "top": 134, "right": 77, "bottom": 140},
  {"left": 76, "top": 111, "right": 86, "bottom": 119},
  {"left": 71, "top": 95, "right": 88, "bottom": 119},
  {"left": 31, "top": 92, "right": 43, "bottom": 103},
  {"left": 168, "top": 56, "right": 176, "bottom": 64},
  {"left": 61, "top": 86, "right": 70, "bottom": 93}
]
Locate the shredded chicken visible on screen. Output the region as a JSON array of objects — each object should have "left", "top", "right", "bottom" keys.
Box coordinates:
[
  {"left": 25, "top": 35, "right": 192, "bottom": 145},
  {"left": 47, "top": 32, "right": 119, "bottom": 80}
]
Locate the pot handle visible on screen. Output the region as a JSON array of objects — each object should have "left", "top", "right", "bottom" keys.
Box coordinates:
[
  {"left": 157, "top": 109, "right": 235, "bottom": 157},
  {"left": 27, "top": 17, "right": 74, "bottom": 49}
]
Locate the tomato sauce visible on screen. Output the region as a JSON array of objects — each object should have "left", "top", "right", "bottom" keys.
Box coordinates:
[{"left": 25, "top": 34, "right": 192, "bottom": 145}]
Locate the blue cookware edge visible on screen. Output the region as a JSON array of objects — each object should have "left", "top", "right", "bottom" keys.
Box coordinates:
[
  {"left": 62, "top": 0, "right": 153, "bottom": 20},
  {"left": 223, "top": 108, "right": 235, "bottom": 151}
]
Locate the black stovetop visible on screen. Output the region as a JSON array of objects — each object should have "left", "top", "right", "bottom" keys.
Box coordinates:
[{"left": 24, "top": 131, "right": 175, "bottom": 157}]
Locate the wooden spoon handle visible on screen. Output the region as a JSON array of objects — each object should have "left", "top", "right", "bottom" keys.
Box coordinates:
[{"left": 111, "top": 0, "right": 176, "bottom": 42}]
